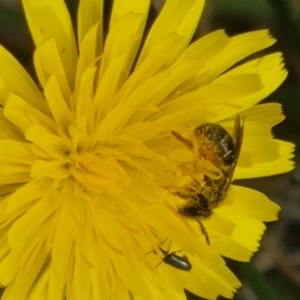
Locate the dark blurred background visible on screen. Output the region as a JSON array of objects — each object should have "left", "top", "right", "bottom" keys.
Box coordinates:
[{"left": 0, "top": 0, "right": 300, "bottom": 299}]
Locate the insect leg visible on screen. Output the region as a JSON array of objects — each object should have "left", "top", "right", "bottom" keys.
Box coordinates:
[
  {"left": 167, "top": 239, "right": 172, "bottom": 253},
  {"left": 155, "top": 259, "right": 165, "bottom": 268},
  {"left": 168, "top": 240, "right": 182, "bottom": 255},
  {"left": 171, "top": 131, "right": 193, "bottom": 149},
  {"left": 159, "top": 238, "right": 168, "bottom": 247},
  {"left": 197, "top": 220, "right": 210, "bottom": 245},
  {"left": 144, "top": 249, "right": 156, "bottom": 255},
  {"left": 156, "top": 239, "right": 170, "bottom": 268},
  {"left": 145, "top": 238, "right": 168, "bottom": 255}
]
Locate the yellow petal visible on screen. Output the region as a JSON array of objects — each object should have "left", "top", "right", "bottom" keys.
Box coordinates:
[
  {"left": 8, "top": 241, "right": 49, "bottom": 299},
  {"left": 76, "top": 68, "right": 96, "bottom": 119},
  {"left": 0, "top": 238, "right": 33, "bottom": 285},
  {"left": 0, "top": 46, "right": 46, "bottom": 113},
  {"left": 208, "top": 30, "right": 276, "bottom": 79},
  {"left": 22, "top": 0, "right": 77, "bottom": 86},
  {"left": 74, "top": 67, "right": 97, "bottom": 141},
  {"left": 3, "top": 93, "right": 56, "bottom": 133},
  {"left": 126, "top": 35, "right": 187, "bottom": 103},
  {"left": 25, "top": 124, "right": 73, "bottom": 159},
  {"left": 224, "top": 185, "right": 280, "bottom": 222},
  {"left": 26, "top": 271, "right": 49, "bottom": 299},
  {"left": 240, "top": 103, "right": 284, "bottom": 126},
  {"left": 75, "top": 24, "right": 100, "bottom": 91},
  {"left": 44, "top": 75, "right": 74, "bottom": 135},
  {"left": 0, "top": 140, "right": 35, "bottom": 164},
  {"left": 97, "top": 0, "right": 150, "bottom": 85},
  {"left": 77, "top": 0, "right": 103, "bottom": 49},
  {"left": 0, "top": 183, "right": 24, "bottom": 196},
  {"left": 5, "top": 178, "right": 56, "bottom": 213},
  {"left": 99, "top": 59, "right": 200, "bottom": 134},
  {"left": 128, "top": 30, "right": 230, "bottom": 124},
  {"left": 31, "top": 159, "right": 72, "bottom": 179},
  {"left": 213, "top": 237, "right": 254, "bottom": 261},
  {"left": 138, "top": 0, "right": 205, "bottom": 66},
  {"left": 0, "top": 109, "right": 25, "bottom": 141},
  {"left": 0, "top": 172, "right": 31, "bottom": 185},
  {"left": 0, "top": 164, "right": 30, "bottom": 175},
  {"left": 8, "top": 196, "right": 58, "bottom": 247},
  {"left": 237, "top": 139, "right": 294, "bottom": 178},
  {"left": 49, "top": 205, "right": 75, "bottom": 300},
  {"left": 34, "top": 38, "right": 72, "bottom": 101},
  {"left": 94, "top": 53, "right": 129, "bottom": 125},
  {"left": 69, "top": 248, "right": 92, "bottom": 299},
  {"left": 222, "top": 53, "right": 287, "bottom": 107}
]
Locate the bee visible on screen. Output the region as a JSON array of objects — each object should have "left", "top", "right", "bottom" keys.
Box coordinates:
[
  {"left": 171, "top": 115, "right": 244, "bottom": 244},
  {"left": 146, "top": 239, "right": 192, "bottom": 271}
]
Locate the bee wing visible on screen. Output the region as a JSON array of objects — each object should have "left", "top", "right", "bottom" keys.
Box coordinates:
[{"left": 228, "top": 115, "right": 244, "bottom": 181}]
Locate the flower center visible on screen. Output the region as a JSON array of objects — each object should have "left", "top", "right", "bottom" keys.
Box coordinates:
[{"left": 28, "top": 121, "right": 133, "bottom": 194}]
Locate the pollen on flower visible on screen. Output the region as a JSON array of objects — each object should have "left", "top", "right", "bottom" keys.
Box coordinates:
[{"left": 0, "top": 0, "right": 295, "bottom": 299}]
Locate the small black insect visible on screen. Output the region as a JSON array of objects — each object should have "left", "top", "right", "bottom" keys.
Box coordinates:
[{"left": 147, "top": 239, "right": 192, "bottom": 271}]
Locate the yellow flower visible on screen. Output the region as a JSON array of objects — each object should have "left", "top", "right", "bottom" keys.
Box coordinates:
[{"left": 0, "top": 0, "right": 294, "bottom": 299}]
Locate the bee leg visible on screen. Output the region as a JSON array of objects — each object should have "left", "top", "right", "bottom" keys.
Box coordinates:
[
  {"left": 171, "top": 131, "right": 193, "bottom": 149},
  {"left": 197, "top": 220, "right": 210, "bottom": 245}
]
